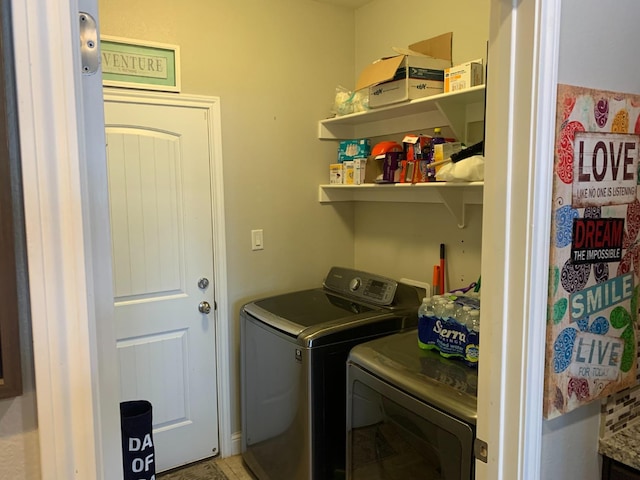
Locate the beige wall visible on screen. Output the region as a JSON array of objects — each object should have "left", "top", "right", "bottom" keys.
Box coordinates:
[
  {"left": 352, "top": 0, "right": 490, "bottom": 288},
  {"left": 98, "top": 0, "right": 357, "bottom": 437},
  {"left": 354, "top": 0, "right": 490, "bottom": 74},
  {"left": 98, "top": 0, "right": 490, "bottom": 442}
]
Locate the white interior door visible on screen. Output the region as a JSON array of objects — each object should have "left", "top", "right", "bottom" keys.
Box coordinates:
[{"left": 104, "top": 95, "right": 219, "bottom": 472}]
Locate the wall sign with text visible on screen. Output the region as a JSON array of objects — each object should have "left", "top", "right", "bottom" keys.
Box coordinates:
[
  {"left": 545, "top": 84, "right": 640, "bottom": 418},
  {"left": 100, "top": 36, "right": 180, "bottom": 92}
]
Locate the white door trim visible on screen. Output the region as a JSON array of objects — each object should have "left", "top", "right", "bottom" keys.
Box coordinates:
[
  {"left": 104, "top": 88, "right": 232, "bottom": 459},
  {"left": 12, "top": 0, "right": 118, "bottom": 478},
  {"left": 476, "top": 0, "right": 561, "bottom": 478},
  {"left": 12, "top": 1, "right": 231, "bottom": 478}
]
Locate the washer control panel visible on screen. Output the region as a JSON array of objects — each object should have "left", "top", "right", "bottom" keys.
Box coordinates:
[{"left": 324, "top": 267, "right": 398, "bottom": 306}]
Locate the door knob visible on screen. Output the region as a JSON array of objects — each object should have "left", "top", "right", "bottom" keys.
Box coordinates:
[
  {"left": 198, "top": 301, "right": 211, "bottom": 314},
  {"left": 198, "top": 277, "right": 209, "bottom": 289}
]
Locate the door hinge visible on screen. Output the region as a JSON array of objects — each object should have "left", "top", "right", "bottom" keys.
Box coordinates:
[
  {"left": 79, "top": 12, "right": 99, "bottom": 75},
  {"left": 474, "top": 437, "right": 488, "bottom": 463}
]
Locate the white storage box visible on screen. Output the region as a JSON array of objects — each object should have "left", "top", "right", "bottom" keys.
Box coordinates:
[
  {"left": 355, "top": 33, "right": 453, "bottom": 108},
  {"left": 444, "top": 59, "right": 483, "bottom": 93}
]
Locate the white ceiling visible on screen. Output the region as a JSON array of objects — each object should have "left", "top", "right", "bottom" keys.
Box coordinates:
[{"left": 313, "top": 0, "right": 372, "bottom": 9}]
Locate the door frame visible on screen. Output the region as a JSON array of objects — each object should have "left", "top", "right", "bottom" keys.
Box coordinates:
[
  {"left": 475, "top": 0, "right": 561, "bottom": 478},
  {"left": 12, "top": 0, "right": 123, "bottom": 477},
  {"left": 104, "top": 88, "right": 232, "bottom": 459},
  {"left": 12, "top": 0, "right": 231, "bottom": 477}
]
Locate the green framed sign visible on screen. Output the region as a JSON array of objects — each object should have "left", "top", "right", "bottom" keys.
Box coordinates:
[{"left": 100, "top": 36, "right": 181, "bottom": 92}]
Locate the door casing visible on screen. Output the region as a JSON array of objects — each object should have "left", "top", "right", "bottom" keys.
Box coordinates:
[{"left": 104, "top": 86, "right": 232, "bottom": 455}]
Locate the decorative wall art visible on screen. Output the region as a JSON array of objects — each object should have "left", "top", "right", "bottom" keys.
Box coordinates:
[
  {"left": 101, "top": 36, "right": 181, "bottom": 92},
  {"left": 545, "top": 84, "right": 640, "bottom": 418}
]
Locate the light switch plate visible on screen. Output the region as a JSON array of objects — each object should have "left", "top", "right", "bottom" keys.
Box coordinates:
[{"left": 251, "top": 229, "right": 264, "bottom": 251}]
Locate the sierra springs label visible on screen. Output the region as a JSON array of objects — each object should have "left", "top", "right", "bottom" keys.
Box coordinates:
[{"left": 418, "top": 315, "right": 479, "bottom": 365}]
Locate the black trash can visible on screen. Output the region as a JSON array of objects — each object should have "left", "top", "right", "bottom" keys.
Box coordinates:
[{"left": 120, "top": 400, "right": 156, "bottom": 480}]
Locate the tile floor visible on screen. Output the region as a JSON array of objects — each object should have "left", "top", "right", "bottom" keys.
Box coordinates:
[
  {"left": 158, "top": 454, "right": 255, "bottom": 480},
  {"left": 214, "top": 455, "right": 256, "bottom": 480}
]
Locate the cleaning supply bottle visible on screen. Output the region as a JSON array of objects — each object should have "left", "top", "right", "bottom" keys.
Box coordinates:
[{"left": 428, "top": 127, "right": 445, "bottom": 181}]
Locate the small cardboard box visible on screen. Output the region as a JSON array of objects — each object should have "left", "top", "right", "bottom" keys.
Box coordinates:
[
  {"left": 356, "top": 33, "right": 453, "bottom": 108},
  {"left": 329, "top": 163, "right": 343, "bottom": 184},
  {"left": 353, "top": 158, "right": 366, "bottom": 185},
  {"left": 401, "top": 134, "right": 430, "bottom": 183},
  {"left": 338, "top": 138, "right": 371, "bottom": 163},
  {"left": 343, "top": 161, "right": 355, "bottom": 185},
  {"left": 363, "top": 156, "right": 384, "bottom": 183},
  {"left": 433, "top": 142, "right": 463, "bottom": 176},
  {"left": 444, "top": 59, "right": 483, "bottom": 93},
  {"left": 434, "top": 142, "right": 464, "bottom": 163}
]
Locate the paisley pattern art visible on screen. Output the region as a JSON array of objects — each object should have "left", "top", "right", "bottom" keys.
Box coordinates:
[
  {"left": 553, "top": 327, "right": 577, "bottom": 373},
  {"left": 595, "top": 98, "right": 609, "bottom": 128},
  {"left": 560, "top": 260, "right": 591, "bottom": 294},
  {"left": 556, "top": 121, "right": 585, "bottom": 184},
  {"left": 555, "top": 205, "right": 579, "bottom": 248}
]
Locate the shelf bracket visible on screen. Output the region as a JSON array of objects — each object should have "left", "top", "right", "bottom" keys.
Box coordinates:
[{"left": 437, "top": 188, "right": 467, "bottom": 228}]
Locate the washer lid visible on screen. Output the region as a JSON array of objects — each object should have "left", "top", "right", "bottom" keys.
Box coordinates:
[
  {"left": 244, "top": 288, "right": 378, "bottom": 336},
  {"left": 348, "top": 329, "right": 478, "bottom": 424}
]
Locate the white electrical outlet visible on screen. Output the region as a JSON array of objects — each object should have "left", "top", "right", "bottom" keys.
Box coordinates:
[{"left": 251, "top": 229, "right": 264, "bottom": 250}]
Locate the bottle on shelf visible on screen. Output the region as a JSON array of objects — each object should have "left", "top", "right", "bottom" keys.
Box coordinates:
[{"left": 427, "top": 127, "right": 445, "bottom": 181}]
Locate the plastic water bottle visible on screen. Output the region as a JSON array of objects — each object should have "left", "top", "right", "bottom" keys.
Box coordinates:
[
  {"left": 468, "top": 309, "right": 481, "bottom": 333},
  {"left": 443, "top": 302, "right": 455, "bottom": 321},
  {"left": 417, "top": 297, "right": 437, "bottom": 351},
  {"left": 418, "top": 297, "right": 434, "bottom": 320},
  {"left": 433, "top": 298, "right": 447, "bottom": 319},
  {"left": 457, "top": 305, "right": 472, "bottom": 327}
]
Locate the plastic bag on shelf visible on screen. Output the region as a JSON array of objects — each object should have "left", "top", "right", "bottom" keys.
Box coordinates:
[
  {"left": 436, "top": 155, "right": 485, "bottom": 182},
  {"left": 331, "top": 85, "right": 368, "bottom": 117}
]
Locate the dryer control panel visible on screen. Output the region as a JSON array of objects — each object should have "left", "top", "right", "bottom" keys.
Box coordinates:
[{"left": 323, "top": 267, "right": 398, "bottom": 306}]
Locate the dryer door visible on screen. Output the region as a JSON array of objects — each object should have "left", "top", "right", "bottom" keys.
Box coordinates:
[{"left": 347, "top": 363, "right": 475, "bottom": 480}]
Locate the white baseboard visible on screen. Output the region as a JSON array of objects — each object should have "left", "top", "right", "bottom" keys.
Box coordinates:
[{"left": 226, "top": 431, "right": 242, "bottom": 457}]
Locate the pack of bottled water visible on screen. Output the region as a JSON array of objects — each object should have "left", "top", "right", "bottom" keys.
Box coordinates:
[{"left": 417, "top": 293, "right": 480, "bottom": 367}]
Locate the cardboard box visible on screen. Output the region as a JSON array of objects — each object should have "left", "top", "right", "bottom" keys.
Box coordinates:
[
  {"left": 338, "top": 138, "right": 371, "bottom": 163},
  {"left": 382, "top": 152, "right": 403, "bottom": 183},
  {"left": 433, "top": 142, "right": 464, "bottom": 176},
  {"left": 369, "top": 77, "right": 445, "bottom": 108},
  {"left": 363, "top": 157, "right": 384, "bottom": 183},
  {"left": 356, "top": 33, "right": 453, "bottom": 108},
  {"left": 343, "top": 161, "right": 355, "bottom": 185},
  {"left": 329, "top": 163, "right": 343, "bottom": 184},
  {"left": 434, "top": 142, "right": 464, "bottom": 163},
  {"left": 444, "top": 59, "right": 483, "bottom": 93},
  {"left": 401, "top": 134, "right": 430, "bottom": 183},
  {"left": 353, "top": 158, "right": 366, "bottom": 185}
]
